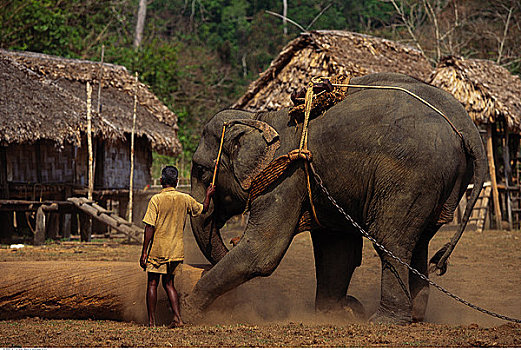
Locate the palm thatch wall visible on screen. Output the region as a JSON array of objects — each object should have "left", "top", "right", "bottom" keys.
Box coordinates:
[
  {"left": 233, "top": 30, "right": 432, "bottom": 111},
  {"left": 429, "top": 56, "right": 521, "bottom": 134}
]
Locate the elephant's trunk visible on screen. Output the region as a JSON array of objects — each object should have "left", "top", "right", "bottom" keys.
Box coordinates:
[{"left": 190, "top": 177, "right": 228, "bottom": 265}]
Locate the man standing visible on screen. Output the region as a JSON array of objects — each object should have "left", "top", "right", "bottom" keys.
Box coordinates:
[{"left": 140, "top": 166, "right": 215, "bottom": 327}]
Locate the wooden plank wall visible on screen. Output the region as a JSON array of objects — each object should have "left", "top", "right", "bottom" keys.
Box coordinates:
[
  {"left": 0, "top": 146, "right": 8, "bottom": 198},
  {"left": 4, "top": 138, "right": 151, "bottom": 190},
  {"left": 102, "top": 137, "right": 151, "bottom": 189},
  {"left": 6, "top": 141, "right": 75, "bottom": 184}
]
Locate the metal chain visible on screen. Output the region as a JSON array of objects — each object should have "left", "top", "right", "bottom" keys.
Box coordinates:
[{"left": 308, "top": 163, "right": 521, "bottom": 324}]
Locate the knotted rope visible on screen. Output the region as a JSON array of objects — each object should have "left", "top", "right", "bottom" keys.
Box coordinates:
[{"left": 245, "top": 149, "right": 312, "bottom": 210}]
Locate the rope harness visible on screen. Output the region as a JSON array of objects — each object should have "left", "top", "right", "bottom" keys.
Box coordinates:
[{"left": 210, "top": 77, "right": 521, "bottom": 324}]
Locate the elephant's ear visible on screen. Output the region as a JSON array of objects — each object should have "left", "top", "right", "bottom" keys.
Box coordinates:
[{"left": 225, "top": 119, "right": 280, "bottom": 191}]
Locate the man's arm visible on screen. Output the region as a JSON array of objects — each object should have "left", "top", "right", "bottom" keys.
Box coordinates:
[
  {"left": 202, "top": 184, "right": 216, "bottom": 214},
  {"left": 140, "top": 224, "right": 155, "bottom": 270}
]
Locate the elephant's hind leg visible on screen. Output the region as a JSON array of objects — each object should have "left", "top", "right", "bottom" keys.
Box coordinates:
[
  {"left": 369, "top": 192, "right": 438, "bottom": 324},
  {"left": 311, "top": 228, "right": 363, "bottom": 316},
  {"left": 410, "top": 224, "right": 440, "bottom": 322}
]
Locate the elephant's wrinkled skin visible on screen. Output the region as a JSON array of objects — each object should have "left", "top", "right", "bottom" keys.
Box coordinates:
[{"left": 188, "top": 73, "right": 486, "bottom": 324}]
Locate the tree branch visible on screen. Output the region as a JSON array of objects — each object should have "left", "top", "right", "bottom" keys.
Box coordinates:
[
  {"left": 384, "top": 0, "right": 430, "bottom": 63},
  {"left": 306, "top": 2, "right": 333, "bottom": 30},
  {"left": 265, "top": 10, "right": 306, "bottom": 33},
  {"left": 497, "top": 6, "right": 513, "bottom": 64}
]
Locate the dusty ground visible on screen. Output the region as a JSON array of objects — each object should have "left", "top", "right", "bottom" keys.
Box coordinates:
[{"left": 0, "top": 222, "right": 520, "bottom": 347}]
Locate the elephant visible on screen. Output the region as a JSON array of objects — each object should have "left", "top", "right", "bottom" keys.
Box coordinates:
[{"left": 187, "top": 72, "right": 487, "bottom": 324}]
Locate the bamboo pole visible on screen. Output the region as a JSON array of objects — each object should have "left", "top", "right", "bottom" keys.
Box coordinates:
[
  {"left": 211, "top": 124, "right": 227, "bottom": 186},
  {"left": 86, "top": 82, "right": 93, "bottom": 201},
  {"left": 128, "top": 72, "right": 138, "bottom": 222},
  {"left": 487, "top": 124, "right": 502, "bottom": 229}
]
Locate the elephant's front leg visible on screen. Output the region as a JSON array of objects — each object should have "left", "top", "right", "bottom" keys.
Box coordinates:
[
  {"left": 311, "top": 228, "right": 363, "bottom": 316},
  {"left": 185, "top": 168, "right": 307, "bottom": 319}
]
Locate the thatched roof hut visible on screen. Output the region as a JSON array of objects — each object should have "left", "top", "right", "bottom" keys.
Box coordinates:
[
  {"left": 233, "top": 30, "right": 433, "bottom": 111},
  {"left": 0, "top": 49, "right": 181, "bottom": 156},
  {"left": 429, "top": 56, "right": 521, "bottom": 134}
]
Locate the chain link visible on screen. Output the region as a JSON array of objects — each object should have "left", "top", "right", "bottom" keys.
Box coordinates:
[{"left": 308, "top": 163, "right": 521, "bottom": 324}]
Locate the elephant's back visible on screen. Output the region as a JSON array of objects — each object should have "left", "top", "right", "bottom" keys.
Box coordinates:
[
  {"left": 306, "top": 73, "right": 475, "bottom": 201},
  {"left": 312, "top": 73, "right": 472, "bottom": 163}
]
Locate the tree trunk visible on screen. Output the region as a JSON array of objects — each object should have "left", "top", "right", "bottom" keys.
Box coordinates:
[
  {"left": 283, "top": 0, "right": 288, "bottom": 35},
  {"left": 0, "top": 262, "right": 208, "bottom": 322},
  {"left": 133, "top": 0, "right": 147, "bottom": 49}
]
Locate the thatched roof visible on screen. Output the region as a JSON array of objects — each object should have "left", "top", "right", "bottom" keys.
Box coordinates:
[
  {"left": 0, "top": 49, "right": 181, "bottom": 156},
  {"left": 233, "top": 30, "right": 432, "bottom": 111},
  {"left": 430, "top": 56, "right": 521, "bottom": 133}
]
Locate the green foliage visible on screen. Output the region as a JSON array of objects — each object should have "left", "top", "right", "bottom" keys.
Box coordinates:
[
  {"left": 1, "top": 0, "right": 520, "bottom": 181},
  {"left": 1, "top": 0, "right": 78, "bottom": 54},
  {"left": 105, "top": 40, "right": 180, "bottom": 107}
]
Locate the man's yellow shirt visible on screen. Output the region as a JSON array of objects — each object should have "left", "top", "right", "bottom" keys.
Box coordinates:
[{"left": 143, "top": 187, "right": 203, "bottom": 267}]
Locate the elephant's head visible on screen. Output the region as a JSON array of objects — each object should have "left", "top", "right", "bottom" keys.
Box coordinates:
[{"left": 190, "top": 110, "right": 280, "bottom": 264}]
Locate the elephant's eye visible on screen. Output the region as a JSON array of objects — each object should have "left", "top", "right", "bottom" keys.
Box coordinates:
[
  {"left": 194, "top": 163, "right": 212, "bottom": 184},
  {"left": 201, "top": 170, "right": 212, "bottom": 184},
  {"left": 192, "top": 163, "right": 205, "bottom": 177}
]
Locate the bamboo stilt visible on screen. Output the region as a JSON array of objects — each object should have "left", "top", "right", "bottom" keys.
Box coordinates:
[
  {"left": 487, "top": 124, "right": 502, "bottom": 229},
  {"left": 128, "top": 72, "right": 138, "bottom": 222},
  {"left": 86, "top": 82, "right": 93, "bottom": 201}
]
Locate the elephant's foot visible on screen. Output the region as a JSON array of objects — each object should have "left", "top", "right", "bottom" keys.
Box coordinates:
[
  {"left": 180, "top": 293, "right": 205, "bottom": 324},
  {"left": 316, "top": 295, "right": 366, "bottom": 322},
  {"left": 342, "top": 295, "right": 366, "bottom": 321},
  {"left": 411, "top": 288, "right": 429, "bottom": 323},
  {"left": 369, "top": 305, "right": 412, "bottom": 325}
]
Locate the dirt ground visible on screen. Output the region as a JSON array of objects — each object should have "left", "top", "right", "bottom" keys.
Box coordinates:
[{"left": 0, "top": 222, "right": 520, "bottom": 347}]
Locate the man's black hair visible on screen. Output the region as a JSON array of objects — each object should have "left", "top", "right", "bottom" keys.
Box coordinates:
[{"left": 161, "top": 166, "right": 178, "bottom": 187}]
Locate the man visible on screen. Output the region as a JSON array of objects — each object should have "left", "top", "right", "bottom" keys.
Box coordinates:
[{"left": 140, "top": 166, "right": 215, "bottom": 327}]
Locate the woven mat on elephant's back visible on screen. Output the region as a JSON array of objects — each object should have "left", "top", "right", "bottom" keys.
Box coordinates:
[{"left": 289, "top": 75, "right": 350, "bottom": 123}]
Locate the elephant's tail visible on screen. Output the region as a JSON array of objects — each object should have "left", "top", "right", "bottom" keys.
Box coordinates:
[{"left": 429, "top": 132, "right": 487, "bottom": 276}]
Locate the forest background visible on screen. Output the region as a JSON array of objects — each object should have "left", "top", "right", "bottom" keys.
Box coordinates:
[{"left": 1, "top": 0, "right": 520, "bottom": 179}]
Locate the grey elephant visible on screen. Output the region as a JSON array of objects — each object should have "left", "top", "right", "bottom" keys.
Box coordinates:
[{"left": 187, "top": 72, "right": 486, "bottom": 324}]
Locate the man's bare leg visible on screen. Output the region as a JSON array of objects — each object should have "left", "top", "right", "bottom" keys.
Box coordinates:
[
  {"left": 162, "top": 274, "right": 184, "bottom": 327},
  {"left": 147, "top": 272, "right": 160, "bottom": 326}
]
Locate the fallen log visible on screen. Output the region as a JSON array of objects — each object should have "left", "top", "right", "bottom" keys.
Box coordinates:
[{"left": 0, "top": 262, "right": 208, "bottom": 323}]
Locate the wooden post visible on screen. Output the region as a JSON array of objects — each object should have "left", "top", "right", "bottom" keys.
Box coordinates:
[
  {"left": 128, "top": 72, "right": 138, "bottom": 223},
  {"left": 34, "top": 206, "right": 46, "bottom": 246},
  {"left": 79, "top": 212, "right": 92, "bottom": 242},
  {"left": 34, "top": 203, "right": 58, "bottom": 245},
  {"left": 71, "top": 210, "right": 78, "bottom": 237},
  {"left": 503, "top": 127, "right": 513, "bottom": 231},
  {"left": 47, "top": 212, "right": 60, "bottom": 239},
  {"left": 487, "top": 124, "right": 502, "bottom": 229},
  {"left": 86, "top": 82, "right": 93, "bottom": 201}
]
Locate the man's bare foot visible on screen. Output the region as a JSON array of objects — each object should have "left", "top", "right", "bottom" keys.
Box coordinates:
[{"left": 168, "top": 320, "right": 184, "bottom": 328}]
